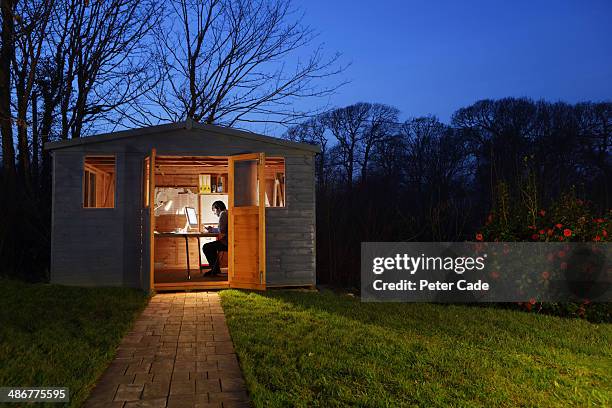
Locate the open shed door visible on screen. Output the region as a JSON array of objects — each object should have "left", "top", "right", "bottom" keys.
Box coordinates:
[{"left": 229, "top": 153, "right": 266, "bottom": 290}]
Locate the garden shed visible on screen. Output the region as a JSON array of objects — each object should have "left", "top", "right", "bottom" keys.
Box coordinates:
[{"left": 44, "top": 119, "right": 319, "bottom": 291}]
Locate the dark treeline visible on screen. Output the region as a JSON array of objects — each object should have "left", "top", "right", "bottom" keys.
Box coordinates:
[{"left": 285, "top": 98, "right": 611, "bottom": 287}]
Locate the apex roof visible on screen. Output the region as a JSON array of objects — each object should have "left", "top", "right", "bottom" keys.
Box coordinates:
[{"left": 44, "top": 119, "right": 320, "bottom": 153}]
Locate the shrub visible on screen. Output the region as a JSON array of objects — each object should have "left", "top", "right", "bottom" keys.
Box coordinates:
[{"left": 477, "top": 183, "right": 610, "bottom": 323}]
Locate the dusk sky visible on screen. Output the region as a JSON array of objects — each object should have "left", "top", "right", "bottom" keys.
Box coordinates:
[{"left": 257, "top": 0, "right": 612, "bottom": 135}]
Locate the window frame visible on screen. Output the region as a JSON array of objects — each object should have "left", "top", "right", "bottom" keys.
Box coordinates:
[
  {"left": 82, "top": 154, "right": 117, "bottom": 209},
  {"left": 264, "top": 156, "right": 286, "bottom": 209}
]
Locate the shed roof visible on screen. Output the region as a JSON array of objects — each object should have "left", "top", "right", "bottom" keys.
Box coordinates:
[{"left": 43, "top": 119, "right": 320, "bottom": 153}]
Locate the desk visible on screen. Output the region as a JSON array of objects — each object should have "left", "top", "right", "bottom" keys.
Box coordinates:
[{"left": 154, "top": 231, "right": 218, "bottom": 280}]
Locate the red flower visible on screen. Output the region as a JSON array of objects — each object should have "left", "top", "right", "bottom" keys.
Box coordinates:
[
  {"left": 529, "top": 298, "right": 536, "bottom": 305},
  {"left": 555, "top": 223, "right": 563, "bottom": 229},
  {"left": 563, "top": 229, "right": 572, "bottom": 237},
  {"left": 594, "top": 236, "right": 601, "bottom": 241},
  {"left": 526, "top": 303, "right": 532, "bottom": 311},
  {"left": 595, "top": 218, "right": 604, "bottom": 223},
  {"left": 558, "top": 236, "right": 564, "bottom": 241},
  {"left": 531, "top": 234, "right": 539, "bottom": 240},
  {"left": 539, "top": 209, "right": 546, "bottom": 216},
  {"left": 528, "top": 225, "right": 536, "bottom": 230},
  {"left": 542, "top": 271, "right": 550, "bottom": 280},
  {"left": 476, "top": 233, "right": 483, "bottom": 241},
  {"left": 603, "top": 230, "right": 608, "bottom": 237}
]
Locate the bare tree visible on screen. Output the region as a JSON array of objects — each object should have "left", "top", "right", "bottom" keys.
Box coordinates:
[
  {"left": 358, "top": 103, "right": 398, "bottom": 182},
  {"left": 324, "top": 103, "right": 369, "bottom": 189},
  {"left": 12, "top": 0, "right": 53, "bottom": 188},
  {"left": 44, "top": 0, "right": 162, "bottom": 139},
  {"left": 148, "top": 0, "right": 345, "bottom": 127},
  {"left": 0, "top": 0, "right": 17, "bottom": 184}
]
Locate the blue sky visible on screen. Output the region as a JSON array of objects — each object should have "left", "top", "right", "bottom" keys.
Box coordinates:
[{"left": 256, "top": 0, "right": 611, "bottom": 135}]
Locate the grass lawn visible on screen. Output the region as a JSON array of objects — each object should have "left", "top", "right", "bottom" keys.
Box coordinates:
[
  {"left": 220, "top": 290, "right": 612, "bottom": 407},
  {"left": 0, "top": 279, "right": 148, "bottom": 407}
]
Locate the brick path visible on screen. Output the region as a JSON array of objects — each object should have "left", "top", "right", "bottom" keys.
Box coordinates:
[{"left": 84, "top": 292, "right": 251, "bottom": 408}]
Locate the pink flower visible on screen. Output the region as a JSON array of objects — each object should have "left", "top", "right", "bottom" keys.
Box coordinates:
[
  {"left": 603, "top": 230, "right": 608, "bottom": 237},
  {"left": 531, "top": 234, "right": 539, "bottom": 240},
  {"left": 529, "top": 298, "right": 536, "bottom": 305}
]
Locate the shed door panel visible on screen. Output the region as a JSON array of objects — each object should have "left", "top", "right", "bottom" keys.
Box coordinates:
[{"left": 229, "top": 153, "right": 266, "bottom": 290}]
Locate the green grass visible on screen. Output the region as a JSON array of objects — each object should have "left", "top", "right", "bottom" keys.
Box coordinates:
[
  {"left": 0, "top": 279, "right": 148, "bottom": 407},
  {"left": 220, "top": 290, "right": 612, "bottom": 407}
]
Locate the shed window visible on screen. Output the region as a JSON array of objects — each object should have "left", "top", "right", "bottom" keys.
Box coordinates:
[
  {"left": 83, "top": 156, "right": 115, "bottom": 208},
  {"left": 264, "top": 157, "right": 285, "bottom": 207}
]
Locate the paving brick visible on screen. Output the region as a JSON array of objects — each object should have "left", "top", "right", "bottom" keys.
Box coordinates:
[
  {"left": 169, "top": 380, "right": 196, "bottom": 396},
  {"left": 143, "top": 381, "right": 170, "bottom": 399},
  {"left": 133, "top": 373, "right": 155, "bottom": 384},
  {"left": 114, "top": 384, "right": 144, "bottom": 402},
  {"left": 196, "top": 378, "right": 221, "bottom": 394}
]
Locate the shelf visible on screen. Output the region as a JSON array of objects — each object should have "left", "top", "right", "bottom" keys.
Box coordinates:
[{"left": 200, "top": 192, "right": 227, "bottom": 195}]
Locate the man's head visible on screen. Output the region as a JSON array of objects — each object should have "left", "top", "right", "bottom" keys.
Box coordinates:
[{"left": 211, "top": 200, "right": 226, "bottom": 216}]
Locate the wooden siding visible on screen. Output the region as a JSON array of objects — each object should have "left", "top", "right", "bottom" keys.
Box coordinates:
[
  {"left": 265, "top": 154, "right": 315, "bottom": 286},
  {"left": 49, "top": 127, "right": 316, "bottom": 288}
]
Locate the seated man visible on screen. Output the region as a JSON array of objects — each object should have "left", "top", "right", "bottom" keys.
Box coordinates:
[{"left": 202, "top": 200, "right": 228, "bottom": 276}]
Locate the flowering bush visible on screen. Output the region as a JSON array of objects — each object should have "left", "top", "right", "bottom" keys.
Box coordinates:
[
  {"left": 476, "top": 184, "right": 610, "bottom": 322},
  {"left": 479, "top": 186, "right": 609, "bottom": 244}
]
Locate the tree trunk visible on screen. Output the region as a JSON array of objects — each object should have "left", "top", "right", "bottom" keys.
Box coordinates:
[
  {"left": 32, "top": 91, "right": 39, "bottom": 190},
  {"left": 0, "top": 0, "right": 17, "bottom": 183}
]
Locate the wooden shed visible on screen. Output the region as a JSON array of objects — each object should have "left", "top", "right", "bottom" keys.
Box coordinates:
[{"left": 44, "top": 120, "right": 319, "bottom": 291}]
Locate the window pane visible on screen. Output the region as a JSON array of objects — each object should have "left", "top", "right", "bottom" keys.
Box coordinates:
[
  {"left": 264, "top": 158, "right": 285, "bottom": 207},
  {"left": 83, "top": 156, "right": 116, "bottom": 208},
  {"left": 234, "top": 159, "right": 259, "bottom": 207}
]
